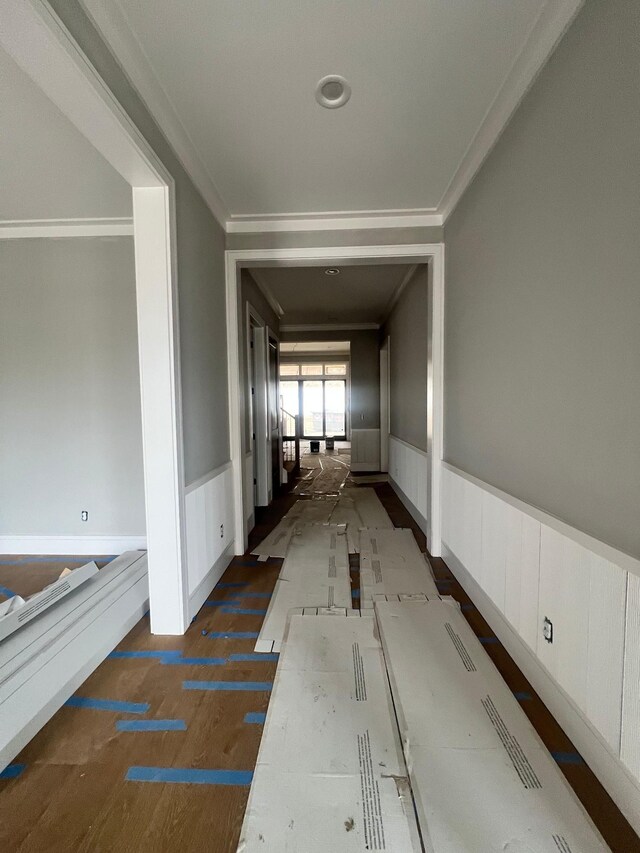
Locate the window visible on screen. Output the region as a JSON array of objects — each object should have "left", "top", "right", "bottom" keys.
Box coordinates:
[
  {"left": 280, "top": 363, "right": 299, "bottom": 376},
  {"left": 325, "top": 363, "right": 347, "bottom": 375},
  {"left": 301, "top": 364, "right": 324, "bottom": 375}
]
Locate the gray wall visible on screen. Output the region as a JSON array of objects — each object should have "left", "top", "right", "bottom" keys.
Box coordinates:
[
  {"left": 50, "top": 0, "right": 230, "bottom": 486},
  {"left": 0, "top": 238, "right": 145, "bottom": 536},
  {"left": 279, "top": 330, "right": 380, "bottom": 430},
  {"left": 444, "top": 0, "right": 640, "bottom": 559},
  {"left": 382, "top": 265, "right": 429, "bottom": 451}
]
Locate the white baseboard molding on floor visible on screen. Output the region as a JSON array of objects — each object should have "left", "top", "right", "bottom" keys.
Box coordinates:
[
  {"left": 442, "top": 543, "right": 640, "bottom": 836},
  {"left": 188, "top": 542, "right": 234, "bottom": 620},
  {"left": 389, "top": 475, "right": 427, "bottom": 535},
  {"left": 0, "top": 551, "right": 149, "bottom": 772},
  {"left": 0, "top": 535, "right": 147, "bottom": 555}
]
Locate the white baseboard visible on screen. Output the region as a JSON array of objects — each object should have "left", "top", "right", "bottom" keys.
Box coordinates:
[
  {"left": 442, "top": 543, "right": 640, "bottom": 836},
  {"left": 0, "top": 551, "right": 148, "bottom": 771},
  {"left": 188, "top": 541, "right": 234, "bottom": 620},
  {"left": 389, "top": 475, "right": 427, "bottom": 535},
  {"left": 0, "top": 535, "right": 147, "bottom": 555}
]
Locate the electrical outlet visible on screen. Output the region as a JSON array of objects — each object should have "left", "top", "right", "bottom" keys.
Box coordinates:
[
  {"left": 220, "top": 523, "right": 224, "bottom": 539},
  {"left": 81, "top": 510, "right": 89, "bottom": 522},
  {"left": 543, "top": 616, "right": 553, "bottom": 644}
]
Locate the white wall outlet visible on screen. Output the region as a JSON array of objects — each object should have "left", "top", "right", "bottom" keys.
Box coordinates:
[
  {"left": 81, "top": 510, "right": 89, "bottom": 522},
  {"left": 543, "top": 616, "right": 553, "bottom": 643}
]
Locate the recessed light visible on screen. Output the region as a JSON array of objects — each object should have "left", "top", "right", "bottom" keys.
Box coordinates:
[
  {"left": 315, "top": 75, "right": 351, "bottom": 109},
  {"left": 325, "top": 268, "right": 341, "bottom": 276}
]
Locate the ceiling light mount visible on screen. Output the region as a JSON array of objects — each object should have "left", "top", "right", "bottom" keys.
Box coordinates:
[
  {"left": 325, "top": 267, "right": 341, "bottom": 276},
  {"left": 315, "top": 76, "right": 351, "bottom": 110}
]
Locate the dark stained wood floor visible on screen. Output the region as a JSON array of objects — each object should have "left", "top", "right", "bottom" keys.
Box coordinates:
[{"left": 1, "top": 483, "right": 638, "bottom": 852}]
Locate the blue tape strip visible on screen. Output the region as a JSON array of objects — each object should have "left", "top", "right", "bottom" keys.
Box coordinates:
[
  {"left": 207, "top": 631, "right": 259, "bottom": 639},
  {"left": 117, "top": 719, "right": 186, "bottom": 732},
  {"left": 351, "top": 589, "right": 360, "bottom": 599},
  {"left": 513, "top": 691, "right": 533, "bottom": 702},
  {"left": 229, "top": 653, "right": 279, "bottom": 662},
  {"left": 220, "top": 606, "right": 266, "bottom": 615},
  {"left": 126, "top": 766, "right": 253, "bottom": 786},
  {"left": 109, "top": 650, "right": 183, "bottom": 661},
  {"left": 183, "top": 680, "right": 272, "bottom": 692},
  {"left": 551, "top": 751, "right": 584, "bottom": 765},
  {"left": 162, "top": 657, "right": 225, "bottom": 666},
  {"left": 236, "top": 592, "right": 271, "bottom": 599},
  {"left": 0, "top": 584, "right": 19, "bottom": 599},
  {"left": 204, "top": 599, "right": 242, "bottom": 607},
  {"left": 479, "top": 636, "right": 499, "bottom": 645},
  {"left": 216, "top": 582, "right": 248, "bottom": 588},
  {"left": 244, "top": 712, "right": 266, "bottom": 724},
  {"left": 65, "top": 696, "right": 150, "bottom": 714},
  {"left": 0, "top": 763, "right": 25, "bottom": 780}
]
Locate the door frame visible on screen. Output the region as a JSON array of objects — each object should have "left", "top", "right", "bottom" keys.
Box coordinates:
[
  {"left": 379, "top": 336, "right": 390, "bottom": 472},
  {"left": 225, "top": 244, "right": 444, "bottom": 555},
  {"left": 2, "top": 0, "right": 188, "bottom": 634}
]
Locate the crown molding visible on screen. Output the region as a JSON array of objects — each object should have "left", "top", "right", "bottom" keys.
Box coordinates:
[
  {"left": 280, "top": 323, "right": 379, "bottom": 332},
  {"left": 438, "top": 0, "right": 584, "bottom": 221},
  {"left": 226, "top": 211, "right": 442, "bottom": 233},
  {"left": 0, "top": 217, "right": 134, "bottom": 238},
  {"left": 381, "top": 264, "right": 419, "bottom": 324},
  {"left": 246, "top": 269, "right": 284, "bottom": 319},
  {"left": 80, "top": 0, "right": 229, "bottom": 228}
]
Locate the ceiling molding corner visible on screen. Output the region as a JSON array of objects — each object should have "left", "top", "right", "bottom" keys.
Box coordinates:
[
  {"left": 381, "top": 264, "right": 419, "bottom": 324},
  {"left": 247, "top": 269, "right": 285, "bottom": 319},
  {"left": 80, "top": 0, "right": 230, "bottom": 229},
  {"left": 437, "top": 0, "right": 585, "bottom": 222}
]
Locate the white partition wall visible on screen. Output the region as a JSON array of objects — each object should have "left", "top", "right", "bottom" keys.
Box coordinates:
[
  {"left": 441, "top": 462, "right": 640, "bottom": 834},
  {"left": 388, "top": 435, "right": 428, "bottom": 533}
]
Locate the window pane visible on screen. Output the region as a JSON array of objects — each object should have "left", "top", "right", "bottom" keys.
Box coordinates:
[
  {"left": 325, "top": 363, "right": 347, "bottom": 375},
  {"left": 302, "top": 381, "right": 323, "bottom": 436},
  {"left": 301, "top": 364, "right": 323, "bottom": 375},
  {"left": 280, "top": 363, "right": 299, "bottom": 376},
  {"left": 280, "top": 381, "right": 299, "bottom": 416},
  {"left": 325, "top": 380, "right": 346, "bottom": 436}
]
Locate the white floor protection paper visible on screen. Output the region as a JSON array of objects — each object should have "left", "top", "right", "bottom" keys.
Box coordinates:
[
  {"left": 251, "top": 498, "right": 337, "bottom": 559},
  {"left": 238, "top": 611, "right": 423, "bottom": 852},
  {"left": 254, "top": 523, "right": 351, "bottom": 653},
  {"left": 375, "top": 597, "right": 609, "bottom": 853},
  {"left": 359, "top": 528, "right": 439, "bottom": 607},
  {"left": 328, "top": 489, "right": 394, "bottom": 553}
]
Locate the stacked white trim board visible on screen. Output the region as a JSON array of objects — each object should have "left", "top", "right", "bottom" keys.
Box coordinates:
[
  {"left": 375, "top": 596, "right": 609, "bottom": 852},
  {"left": 254, "top": 523, "right": 351, "bottom": 652},
  {"left": 239, "top": 611, "right": 423, "bottom": 852},
  {"left": 359, "top": 528, "right": 439, "bottom": 607}
]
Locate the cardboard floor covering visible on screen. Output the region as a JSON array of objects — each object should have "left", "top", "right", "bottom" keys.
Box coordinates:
[
  {"left": 359, "top": 528, "right": 439, "bottom": 607},
  {"left": 251, "top": 499, "right": 337, "bottom": 559},
  {"left": 238, "top": 611, "right": 423, "bottom": 852},
  {"left": 375, "top": 597, "right": 610, "bottom": 852}
]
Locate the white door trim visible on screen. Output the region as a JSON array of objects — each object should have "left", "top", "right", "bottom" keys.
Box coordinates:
[
  {"left": 2, "top": 0, "right": 188, "bottom": 634},
  {"left": 379, "top": 337, "right": 390, "bottom": 473},
  {"left": 225, "top": 244, "right": 445, "bottom": 556}
]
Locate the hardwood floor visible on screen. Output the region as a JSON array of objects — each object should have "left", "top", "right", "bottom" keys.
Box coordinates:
[{"left": 1, "top": 483, "right": 638, "bottom": 852}]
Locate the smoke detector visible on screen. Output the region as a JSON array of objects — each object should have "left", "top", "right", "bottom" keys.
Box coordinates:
[{"left": 315, "top": 76, "right": 351, "bottom": 109}]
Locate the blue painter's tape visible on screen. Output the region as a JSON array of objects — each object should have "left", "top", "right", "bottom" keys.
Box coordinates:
[
  {"left": 513, "top": 691, "right": 533, "bottom": 702},
  {"left": 478, "top": 636, "right": 499, "bottom": 645},
  {"left": 117, "top": 719, "right": 187, "bottom": 732},
  {"left": 208, "top": 631, "right": 259, "bottom": 639},
  {"left": 0, "top": 584, "right": 19, "bottom": 599},
  {"left": 109, "top": 650, "right": 183, "bottom": 661},
  {"left": 221, "top": 606, "right": 267, "bottom": 615},
  {"left": 183, "top": 680, "right": 272, "bottom": 692},
  {"left": 551, "top": 751, "right": 584, "bottom": 765},
  {"left": 244, "top": 712, "right": 266, "bottom": 724},
  {"left": 229, "top": 653, "right": 279, "bottom": 662},
  {"left": 0, "top": 763, "right": 25, "bottom": 780},
  {"left": 162, "top": 657, "right": 225, "bottom": 666},
  {"left": 65, "top": 696, "right": 150, "bottom": 714},
  {"left": 126, "top": 766, "right": 253, "bottom": 786},
  {"left": 237, "top": 592, "right": 271, "bottom": 599},
  {"left": 204, "top": 599, "right": 242, "bottom": 607},
  {"left": 351, "top": 589, "right": 360, "bottom": 599},
  {"left": 216, "top": 582, "right": 248, "bottom": 588}
]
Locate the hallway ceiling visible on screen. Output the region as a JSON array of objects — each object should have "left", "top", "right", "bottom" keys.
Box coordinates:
[
  {"left": 82, "top": 0, "right": 577, "bottom": 229},
  {"left": 0, "top": 47, "right": 131, "bottom": 222},
  {"left": 253, "top": 264, "right": 413, "bottom": 325}
]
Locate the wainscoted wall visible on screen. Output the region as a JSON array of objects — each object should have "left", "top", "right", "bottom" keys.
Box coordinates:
[
  {"left": 442, "top": 462, "right": 640, "bottom": 832},
  {"left": 351, "top": 429, "right": 380, "bottom": 472},
  {"left": 388, "top": 435, "right": 428, "bottom": 533},
  {"left": 184, "top": 463, "right": 234, "bottom": 618}
]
